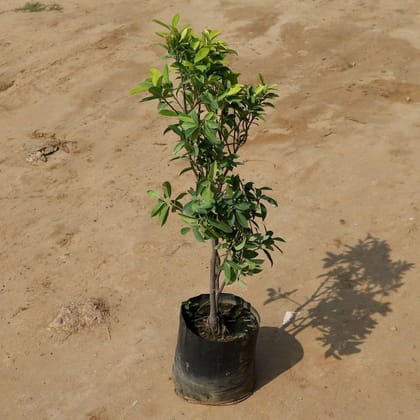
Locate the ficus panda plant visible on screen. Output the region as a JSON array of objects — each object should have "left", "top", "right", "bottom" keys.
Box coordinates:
[{"left": 131, "top": 14, "right": 284, "bottom": 339}]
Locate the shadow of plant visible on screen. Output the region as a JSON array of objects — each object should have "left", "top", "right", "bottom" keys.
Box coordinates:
[
  {"left": 268, "top": 234, "right": 414, "bottom": 359},
  {"left": 255, "top": 327, "right": 303, "bottom": 390}
]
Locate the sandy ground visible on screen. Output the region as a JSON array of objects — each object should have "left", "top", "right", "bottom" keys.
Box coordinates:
[{"left": 1, "top": 0, "right": 420, "bottom": 419}]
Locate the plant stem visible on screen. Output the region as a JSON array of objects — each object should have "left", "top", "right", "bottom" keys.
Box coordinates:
[
  {"left": 208, "top": 239, "right": 219, "bottom": 334},
  {"left": 214, "top": 251, "right": 221, "bottom": 292},
  {"left": 218, "top": 280, "right": 225, "bottom": 294}
]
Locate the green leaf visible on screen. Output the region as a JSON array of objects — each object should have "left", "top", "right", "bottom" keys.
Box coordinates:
[
  {"left": 262, "top": 195, "right": 278, "bottom": 206},
  {"left": 263, "top": 249, "right": 274, "bottom": 266},
  {"left": 152, "top": 18, "right": 171, "bottom": 30},
  {"left": 226, "top": 84, "right": 243, "bottom": 96},
  {"left": 190, "top": 110, "right": 199, "bottom": 125},
  {"left": 209, "top": 161, "right": 218, "bottom": 181},
  {"left": 158, "top": 205, "right": 169, "bottom": 226},
  {"left": 183, "top": 127, "right": 198, "bottom": 139},
  {"left": 147, "top": 190, "right": 160, "bottom": 199},
  {"left": 208, "top": 218, "right": 232, "bottom": 233},
  {"left": 140, "top": 96, "right": 157, "bottom": 103},
  {"left": 208, "top": 29, "right": 221, "bottom": 39},
  {"left": 194, "top": 47, "right": 209, "bottom": 63},
  {"left": 234, "top": 237, "right": 247, "bottom": 251},
  {"left": 255, "top": 85, "right": 265, "bottom": 96},
  {"left": 182, "top": 127, "right": 198, "bottom": 139},
  {"left": 181, "top": 59, "right": 194, "bottom": 67},
  {"left": 205, "top": 120, "right": 219, "bottom": 129},
  {"left": 179, "top": 214, "right": 197, "bottom": 224},
  {"left": 178, "top": 114, "right": 194, "bottom": 123},
  {"left": 164, "top": 124, "right": 183, "bottom": 136},
  {"left": 159, "top": 109, "right": 178, "bottom": 117},
  {"left": 223, "top": 263, "right": 232, "bottom": 283},
  {"left": 163, "top": 64, "right": 170, "bottom": 84},
  {"left": 150, "top": 68, "right": 162, "bottom": 86},
  {"left": 201, "top": 185, "right": 214, "bottom": 205},
  {"left": 192, "top": 227, "right": 205, "bottom": 242},
  {"left": 171, "top": 14, "right": 180, "bottom": 28},
  {"left": 173, "top": 141, "right": 185, "bottom": 154},
  {"left": 235, "top": 211, "right": 249, "bottom": 228},
  {"left": 225, "top": 260, "right": 240, "bottom": 270},
  {"left": 204, "top": 112, "right": 215, "bottom": 121},
  {"left": 130, "top": 87, "right": 145, "bottom": 96},
  {"left": 223, "top": 262, "right": 238, "bottom": 284},
  {"left": 205, "top": 127, "right": 219, "bottom": 144},
  {"left": 235, "top": 202, "right": 250, "bottom": 211},
  {"left": 274, "top": 236, "right": 286, "bottom": 243},
  {"left": 129, "top": 80, "right": 152, "bottom": 95},
  {"left": 180, "top": 26, "right": 189, "bottom": 41},
  {"left": 182, "top": 122, "right": 198, "bottom": 131},
  {"left": 180, "top": 227, "right": 191, "bottom": 235},
  {"left": 162, "top": 181, "right": 171, "bottom": 198},
  {"left": 151, "top": 200, "right": 165, "bottom": 217},
  {"left": 244, "top": 250, "right": 258, "bottom": 259},
  {"left": 179, "top": 167, "right": 193, "bottom": 176}
]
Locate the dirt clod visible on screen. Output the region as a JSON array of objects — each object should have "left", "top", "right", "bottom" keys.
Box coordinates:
[{"left": 48, "top": 297, "right": 110, "bottom": 335}]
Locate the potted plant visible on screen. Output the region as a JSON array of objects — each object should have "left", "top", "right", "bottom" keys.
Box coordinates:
[{"left": 131, "top": 15, "right": 284, "bottom": 405}]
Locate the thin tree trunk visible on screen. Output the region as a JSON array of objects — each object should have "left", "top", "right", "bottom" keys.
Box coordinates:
[
  {"left": 215, "top": 249, "right": 221, "bottom": 292},
  {"left": 208, "top": 239, "right": 219, "bottom": 334}
]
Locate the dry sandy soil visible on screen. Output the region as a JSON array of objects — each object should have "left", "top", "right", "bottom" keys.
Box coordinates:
[{"left": 1, "top": 0, "right": 420, "bottom": 419}]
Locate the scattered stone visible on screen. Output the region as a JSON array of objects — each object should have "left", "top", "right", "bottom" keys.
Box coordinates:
[
  {"left": 48, "top": 297, "right": 110, "bottom": 336},
  {"left": 25, "top": 130, "right": 77, "bottom": 163},
  {"left": 26, "top": 143, "right": 60, "bottom": 162}
]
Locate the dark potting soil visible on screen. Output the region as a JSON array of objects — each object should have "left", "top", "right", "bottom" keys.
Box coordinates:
[{"left": 182, "top": 300, "right": 259, "bottom": 342}]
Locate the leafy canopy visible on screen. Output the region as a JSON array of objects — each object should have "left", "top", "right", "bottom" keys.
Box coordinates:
[{"left": 131, "top": 15, "right": 284, "bottom": 286}]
